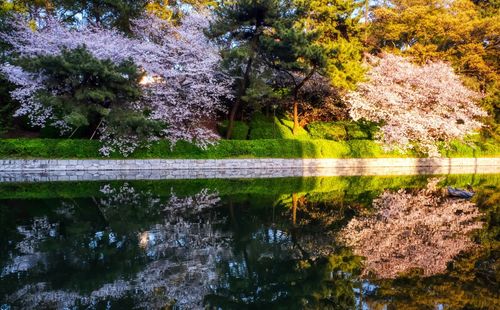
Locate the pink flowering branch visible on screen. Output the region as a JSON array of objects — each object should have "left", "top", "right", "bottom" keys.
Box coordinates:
[
  {"left": 340, "top": 178, "right": 483, "bottom": 279},
  {"left": 1, "top": 12, "right": 232, "bottom": 155},
  {"left": 345, "top": 54, "right": 486, "bottom": 156}
]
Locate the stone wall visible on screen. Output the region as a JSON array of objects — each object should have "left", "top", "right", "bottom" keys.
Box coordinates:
[
  {"left": 0, "top": 158, "right": 498, "bottom": 183},
  {"left": 1, "top": 158, "right": 499, "bottom": 172}
]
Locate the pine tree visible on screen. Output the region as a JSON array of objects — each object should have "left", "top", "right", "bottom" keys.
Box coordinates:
[
  {"left": 22, "top": 47, "right": 146, "bottom": 137},
  {"left": 261, "top": 0, "right": 365, "bottom": 134},
  {"left": 259, "top": 17, "right": 328, "bottom": 134},
  {"left": 208, "top": 0, "right": 294, "bottom": 139},
  {"left": 209, "top": 0, "right": 366, "bottom": 137}
]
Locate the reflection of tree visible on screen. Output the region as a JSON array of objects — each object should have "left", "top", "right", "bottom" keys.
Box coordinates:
[
  {"left": 1, "top": 217, "right": 55, "bottom": 277},
  {"left": 364, "top": 187, "right": 500, "bottom": 309},
  {"left": 205, "top": 194, "right": 364, "bottom": 309},
  {"left": 2, "top": 184, "right": 227, "bottom": 309},
  {"left": 340, "top": 179, "right": 483, "bottom": 279}
]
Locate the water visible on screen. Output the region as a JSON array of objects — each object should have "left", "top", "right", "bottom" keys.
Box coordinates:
[{"left": 0, "top": 174, "right": 498, "bottom": 309}]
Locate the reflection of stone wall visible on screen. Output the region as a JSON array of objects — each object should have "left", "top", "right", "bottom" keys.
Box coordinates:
[
  {"left": 1, "top": 158, "right": 499, "bottom": 183},
  {"left": 340, "top": 178, "right": 483, "bottom": 279}
]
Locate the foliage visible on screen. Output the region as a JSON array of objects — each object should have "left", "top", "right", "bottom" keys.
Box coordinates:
[
  {"left": 271, "top": 0, "right": 365, "bottom": 134},
  {"left": 1, "top": 137, "right": 498, "bottom": 159},
  {"left": 308, "top": 121, "right": 379, "bottom": 141},
  {"left": 0, "top": 0, "right": 499, "bottom": 157},
  {"left": 0, "top": 12, "right": 231, "bottom": 155},
  {"left": 297, "top": 74, "right": 349, "bottom": 124},
  {"left": 257, "top": 3, "right": 329, "bottom": 134},
  {"left": 369, "top": 0, "right": 500, "bottom": 131},
  {"left": 208, "top": 0, "right": 364, "bottom": 137},
  {"left": 345, "top": 54, "right": 487, "bottom": 156},
  {"left": 0, "top": 75, "right": 16, "bottom": 136},
  {"left": 207, "top": 0, "right": 296, "bottom": 138},
  {"left": 217, "top": 120, "right": 250, "bottom": 140},
  {"left": 294, "top": 0, "right": 365, "bottom": 90},
  {"left": 130, "top": 13, "right": 233, "bottom": 150},
  {"left": 20, "top": 47, "right": 143, "bottom": 130}
]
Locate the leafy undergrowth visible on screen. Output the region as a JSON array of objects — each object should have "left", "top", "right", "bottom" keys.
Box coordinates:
[{"left": 0, "top": 137, "right": 498, "bottom": 159}]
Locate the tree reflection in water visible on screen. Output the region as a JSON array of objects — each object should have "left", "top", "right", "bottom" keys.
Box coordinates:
[
  {"left": 0, "top": 176, "right": 496, "bottom": 309},
  {"left": 2, "top": 184, "right": 227, "bottom": 309},
  {"left": 206, "top": 191, "right": 363, "bottom": 309},
  {"left": 340, "top": 178, "right": 483, "bottom": 278}
]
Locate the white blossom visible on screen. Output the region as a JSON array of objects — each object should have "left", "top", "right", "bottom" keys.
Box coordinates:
[
  {"left": 340, "top": 178, "right": 483, "bottom": 279},
  {"left": 1, "top": 12, "right": 232, "bottom": 154},
  {"left": 345, "top": 54, "right": 487, "bottom": 156}
]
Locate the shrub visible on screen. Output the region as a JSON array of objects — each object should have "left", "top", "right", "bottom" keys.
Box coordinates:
[
  {"left": 217, "top": 121, "right": 250, "bottom": 140},
  {"left": 307, "top": 121, "right": 379, "bottom": 141},
  {"left": 0, "top": 137, "right": 497, "bottom": 159},
  {"left": 308, "top": 122, "right": 347, "bottom": 141}
]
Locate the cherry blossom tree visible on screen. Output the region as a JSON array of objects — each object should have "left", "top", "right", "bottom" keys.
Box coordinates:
[
  {"left": 131, "top": 13, "right": 233, "bottom": 148},
  {"left": 340, "top": 178, "right": 483, "bottom": 279},
  {"left": 345, "top": 54, "right": 487, "bottom": 156},
  {"left": 0, "top": 12, "right": 231, "bottom": 155}
]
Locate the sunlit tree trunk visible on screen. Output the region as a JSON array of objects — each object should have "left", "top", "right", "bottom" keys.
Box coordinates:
[
  {"left": 292, "top": 193, "right": 298, "bottom": 225},
  {"left": 291, "top": 67, "right": 316, "bottom": 136},
  {"left": 292, "top": 98, "right": 300, "bottom": 136}
]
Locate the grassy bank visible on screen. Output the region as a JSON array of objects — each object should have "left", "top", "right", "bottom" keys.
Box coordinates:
[
  {"left": 1, "top": 174, "right": 496, "bottom": 200},
  {"left": 0, "top": 138, "right": 498, "bottom": 159}
]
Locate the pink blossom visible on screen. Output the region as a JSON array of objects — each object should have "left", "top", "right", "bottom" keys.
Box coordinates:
[
  {"left": 345, "top": 54, "right": 486, "bottom": 156},
  {"left": 340, "top": 178, "right": 483, "bottom": 279},
  {"left": 1, "top": 12, "right": 232, "bottom": 155}
]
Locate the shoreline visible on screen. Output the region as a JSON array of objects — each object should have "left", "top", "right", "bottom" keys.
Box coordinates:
[{"left": 0, "top": 158, "right": 498, "bottom": 183}]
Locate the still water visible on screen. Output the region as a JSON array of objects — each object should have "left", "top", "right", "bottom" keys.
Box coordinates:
[{"left": 0, "top": 174, "right": 498, "bottom": 309}]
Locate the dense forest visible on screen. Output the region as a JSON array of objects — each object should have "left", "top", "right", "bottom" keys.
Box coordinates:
[{"left": 0, "top": 0, "right": 498, "bottom": 157}]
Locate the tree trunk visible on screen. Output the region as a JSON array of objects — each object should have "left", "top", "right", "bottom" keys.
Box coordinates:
[
  {"left": 292, "top": 193, "right": 298, "bottom": 225},
  {"left": 226, "top": 49, "right": 254, "bottom": 139},
  {"left": 291, "top": 67, "right": 316, "bottom": 136},
  {"left": 226, "top": 99, "right": 240, "bottom": 139},
  {"left": 293, "top": 100, "right": 300, "bottom": 136}
]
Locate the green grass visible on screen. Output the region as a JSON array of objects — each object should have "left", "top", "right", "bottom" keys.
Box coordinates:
[
  {"left": 0, "top": 137, "right": 498, "bottom": 159},
  {"left": 248, "top": 114, "right": 310, "bottom": 140},
  {"left": 438, "top": 138, "right": 500, "bottom": 158}
]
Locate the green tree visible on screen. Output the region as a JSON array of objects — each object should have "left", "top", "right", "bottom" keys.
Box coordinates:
[
  {"left": 0, "top": 1, "right": 22, "bottom": 136},
  {"left": 259, "top": 19, "right": 328, "bottom": 135},
  {"left": 19, "top": 47, "right": 160, "bottom": 141},
  {"left": 208, "top": 0, "right": 296, "bottom": 139},
  {"left": 261, "top": 0, "right": 365, "bottom": 134},
  {"left": 295, "top": 0, "right": 366, "bottom": 90}
]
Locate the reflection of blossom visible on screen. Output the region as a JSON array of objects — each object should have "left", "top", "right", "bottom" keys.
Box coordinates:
[
  {"left": 99, "top": 183, "right": 161, "bottom": 209},
  {"left": 1, "top": 217, "right": 57, "bottom": 277},
  {"left": 3, "top": 186, "right": 228, "bottom": 309},
  {"left": 165, "top": 188, "right": 221, "bottom": 214},
  {"left": 340, "top": 179, "right": 483, "bottom": 279}
]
